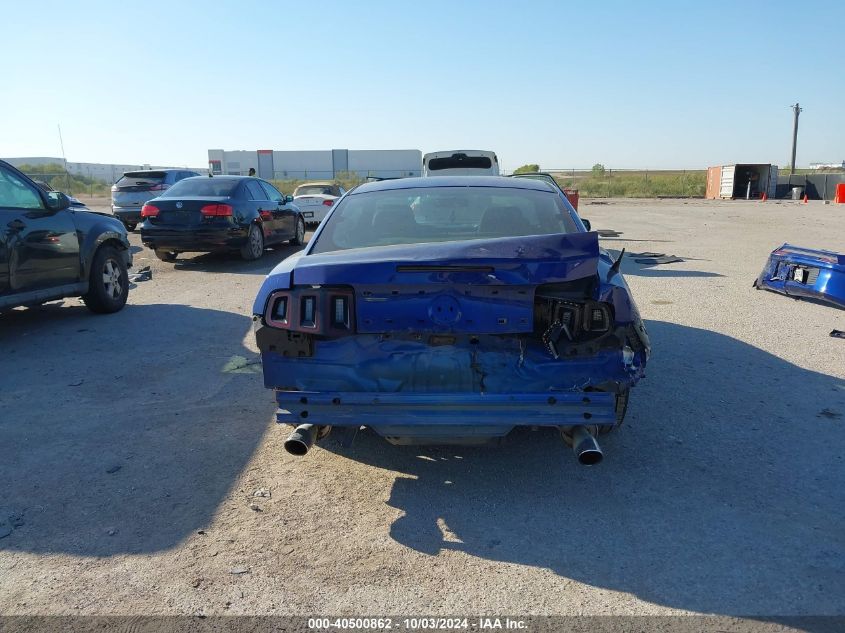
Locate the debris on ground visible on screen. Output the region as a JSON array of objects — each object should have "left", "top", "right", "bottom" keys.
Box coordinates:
[
  {"left": 830, "top": 330, "right": 845, "bottom": 339},
  {"left": 228, "top": 567, "right": 249, "bottom": 575},
  {"left": 597, "top": 229, "right": 623, "bottom": 237},
  {"left": 253, "top": 488, "right": 271, "bottom": 498},
  {"left": 129, "top": 266, "right": 152, "bottom": 283},
  {"left": 634, "top": 256, "right": 685, "bottom": 265},
  {"left": 249, "top": 503, "right": 262, "bottom": 512},
  {"left": 222, "top": 355, "right": 263, "bottom": 374},
  {"left": 191, "top": 577, "right": 203, "bottom": 588}
]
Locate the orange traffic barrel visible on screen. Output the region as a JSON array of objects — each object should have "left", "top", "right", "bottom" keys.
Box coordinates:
[{"left": 835, "top": 183, "right": 845, "bottom": 204}]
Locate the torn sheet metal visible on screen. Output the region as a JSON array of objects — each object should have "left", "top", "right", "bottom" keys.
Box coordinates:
[{"left": 755, "top": 244, "right": 845, "bottom": 309}]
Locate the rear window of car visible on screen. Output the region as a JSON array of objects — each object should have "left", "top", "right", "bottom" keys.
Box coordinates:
[
  {"left": 159, "top": 178, "right": 238, "bottom": 197},
  {"left": 428, "top": 156, "right": 492, "bottom": 171},
  {"left": 295, "top": 185, "right": 338, "bottom": 196},
  {"left": 116, "top": 171, "right": 166, "bottom": 186},
  {"left": 310, "top": 186, "right": 577, "bottom": 254}
]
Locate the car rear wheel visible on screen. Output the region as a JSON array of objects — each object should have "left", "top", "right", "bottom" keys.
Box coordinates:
[
  {"left": 291, "top": 216, "right": 306, "bottom": 245},
  {"left": 154, "top": 249, "right": 178, "bottom": 262},
  {"left": 82, "top": 245, "right": 129, "bottom": 314},
  {"left": 240, "top": 224, "right": 265, "bottom": 260}
]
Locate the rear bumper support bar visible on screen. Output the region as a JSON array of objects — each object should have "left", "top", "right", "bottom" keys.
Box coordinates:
[{"left": 275, "top": 390, "right": 617, "bottom": 427}]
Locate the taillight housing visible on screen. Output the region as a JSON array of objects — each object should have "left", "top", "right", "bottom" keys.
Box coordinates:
[
  {"left": 201, "top": 204, "right": 233, "bottom": 217},
  {"left": 149, "top": 183, "right": 170, "bottom": 191},
  {"left": 322, "top": 199, "right": 334, "bottom": 207},
  {"left": 140, "top": 204, "right": 160, "bottom": 218},
  {"left": 534, "top": 293, "right": 614, "bottom": 357},
  {"left": 265, "top": 287, "right": 355, "bottom": 336}
]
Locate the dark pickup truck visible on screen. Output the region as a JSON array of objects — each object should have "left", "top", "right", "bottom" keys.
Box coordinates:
[{"left": 0, "top": 160, "right": 132, "bottom": 314}]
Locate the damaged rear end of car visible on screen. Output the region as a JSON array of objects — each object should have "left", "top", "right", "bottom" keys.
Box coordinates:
[
  {"left": 755, "top": 244, "right": 845, "bottom": 309},
  {"left": 253, "top": 177, "right": 650, "bottom": 464}
]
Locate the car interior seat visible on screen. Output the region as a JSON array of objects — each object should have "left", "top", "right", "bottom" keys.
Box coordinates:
[
  {"left": 479, "top": 205, "right": 527, "bottom": 236},
  {"left": 371, "top": 204, "right": 417, "bottom": 239}
]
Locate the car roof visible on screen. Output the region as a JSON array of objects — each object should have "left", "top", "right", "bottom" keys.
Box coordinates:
[
  {"left": 351, "top": 175, "right": 554, "bottom": 194},
  {"left": 122, "top": 168, "right": 192, "bottom": 175},
  {"left": 182, "top": 175, "right": 255, "bottom": 180}
]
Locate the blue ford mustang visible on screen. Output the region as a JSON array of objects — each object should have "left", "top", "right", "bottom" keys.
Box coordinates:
[{"left": 253, "top": 176, "right": 650, "bottom": 464}]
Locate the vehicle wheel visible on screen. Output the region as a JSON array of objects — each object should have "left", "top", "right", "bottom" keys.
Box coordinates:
[
  {"left": 597, "top": 388, "right": 629, "bottom": 435},
  {"left": 82, "top": 245, "right": 129, "bottom": 314},
  {"left": 240, "top": 223, "right": 265, "bottom": 260},
  {"left": 124, "top": 222, "right": 137, "bottom": 232},
  {"left": 291, "top": 216, "right": 306, "bottom": 245},
  {"left": 154, "top": 249, "right": 178, "bottom": 262}
]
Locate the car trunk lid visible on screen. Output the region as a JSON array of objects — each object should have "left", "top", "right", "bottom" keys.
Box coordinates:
[
  {"left": 291, "top": 232, "right": 599, "bottom": 334},
  {"left": 149, "top": 196, "right": 230, "bottom": 226}
]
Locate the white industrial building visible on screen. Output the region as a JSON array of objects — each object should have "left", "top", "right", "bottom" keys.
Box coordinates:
[
  {"left": 2, "top": 157, "right": 208, "bottom": 182},
  {"left": 207, "top": 148, "right": 422, "bottom": 180}
]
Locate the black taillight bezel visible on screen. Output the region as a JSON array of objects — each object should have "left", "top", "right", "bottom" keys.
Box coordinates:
[{"left": 264, "top": 287, "right": 355, "bottom": 336}]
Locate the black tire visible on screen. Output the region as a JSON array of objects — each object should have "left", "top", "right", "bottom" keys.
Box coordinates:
[
  {"left": 123, "top": 222, "right": 137, "bottom": 232},
  {"left": 154, "top": 249, "right": 178, "bottom": 262},
  {"left": 82, "top": 245, "right": 129, "bottom": 314},
  {"left": 291, "top": 216, "right": 306, "bottom": 245},
  {"left": 597, "top": 389, "right": 630, "bottom": 435},
  {"left": 240, "top": 223, "right": 265, "bottom": 260}
]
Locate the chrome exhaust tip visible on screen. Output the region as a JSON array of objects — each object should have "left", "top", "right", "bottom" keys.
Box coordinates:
[{"left": 569, "top": 425, "right": 604, "bottom": 466}]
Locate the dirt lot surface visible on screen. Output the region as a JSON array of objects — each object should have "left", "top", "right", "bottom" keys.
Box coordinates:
[{"left": 1, "top": 198, "right": 843, "bottom": 617}]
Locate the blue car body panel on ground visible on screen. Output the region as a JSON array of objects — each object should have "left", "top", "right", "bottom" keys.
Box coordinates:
[
  {"left": 755, "top": 244, "right": 845, "bottom": 309},
  {"left": 253, "top": 176, "right": 650, "bottom": 447}
]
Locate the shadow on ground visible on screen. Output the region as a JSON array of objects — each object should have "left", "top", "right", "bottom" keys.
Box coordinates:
[
  {"left": 320, "top": 320, "right": 845, "bottom": 615},
  {"left": 0, "top": 302, "right": 271, "bottom": 556},
  {"left": 169, "top": 240, "right": 307, "bottom": 276}
]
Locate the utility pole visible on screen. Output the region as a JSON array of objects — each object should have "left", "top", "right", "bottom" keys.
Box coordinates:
[
  {"left": 57, "top": 123, "right": 71, "bottom": 192},
  {"left": 790, "top": 103, "right": 802, "bottom": 175}
]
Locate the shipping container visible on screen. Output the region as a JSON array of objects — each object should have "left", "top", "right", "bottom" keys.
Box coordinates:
[{"left": 705, "top": 164, "right": 778, "bottom": 199}]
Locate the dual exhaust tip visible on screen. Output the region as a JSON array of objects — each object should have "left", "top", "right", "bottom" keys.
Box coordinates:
[{"left": 285, "top": 422, "right": 603, "bottom": 465}]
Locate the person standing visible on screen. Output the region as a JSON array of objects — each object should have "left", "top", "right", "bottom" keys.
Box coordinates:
[{"left": 248, "top": 167, "right": 256, "bottom": 176}]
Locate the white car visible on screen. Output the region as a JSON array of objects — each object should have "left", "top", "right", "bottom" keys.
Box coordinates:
[
  {"left": 292, "top": 182, "right": 346, "bottom": 226},
  {"left": 423, "top": 150, "right": 500, "bottom": 176}
]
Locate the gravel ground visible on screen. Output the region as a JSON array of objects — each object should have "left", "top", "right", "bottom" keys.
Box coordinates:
[{"left": 0, "top": 198, "right": 843, "bottom": 617}]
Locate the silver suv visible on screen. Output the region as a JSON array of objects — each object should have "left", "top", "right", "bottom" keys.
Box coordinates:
[{"left": 111, "top": 169, "right": 199, "bottom": 230}]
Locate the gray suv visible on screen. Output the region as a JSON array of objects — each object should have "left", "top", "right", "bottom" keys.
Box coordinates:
[{"left": 111, "top": 169, "right": 200, "bottom": 230}]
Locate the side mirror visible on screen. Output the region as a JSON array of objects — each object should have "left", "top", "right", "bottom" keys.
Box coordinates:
[
  {"left": 45, "top": 191, "right": 71, "bottom": 212},
  {"left": 581, "top": 218, "right": 592, "bottom": 231},
  {"left": 284, "top": 195, "right": 294, "bottom": 204}
]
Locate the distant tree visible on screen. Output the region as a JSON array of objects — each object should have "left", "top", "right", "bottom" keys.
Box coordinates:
[
  {"left": 513, "top": 164, "right": 540, "bottom": 174},
  {"left": 591, "top": 163, "right": 606, "bottom": 176}
]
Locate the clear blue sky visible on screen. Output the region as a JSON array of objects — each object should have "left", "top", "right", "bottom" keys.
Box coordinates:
[{"left": 4, "top": 0, "right": 843, "bottom": 170}]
